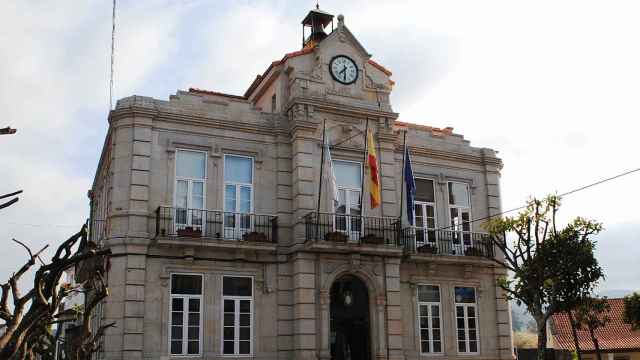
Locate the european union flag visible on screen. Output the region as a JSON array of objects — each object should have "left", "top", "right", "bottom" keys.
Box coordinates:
[{"left": 403, "top": 146, "right": 416, "bottom": 225}]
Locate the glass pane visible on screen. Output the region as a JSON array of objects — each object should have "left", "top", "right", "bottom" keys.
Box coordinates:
[
  {"left": 192, "top": 182, "right": 204, "bottom": 209},
  {"left": 458, "top": 329, "right": 466, "bottom": 340},
  {"left": 189, "top": 298, "right": 200, "bottom": 312},
  {"left": 349, "top": 191, "right": 361, "bottom": 213},
  {"left": 239, "top": 340, "right": 250, "bottom": 354},
  {"left": 456, "top": 306, "right": 464, "bottom": 317},
  {"left": 469, "top": 317, "right": 476, "bottom": 329},
  {"left": 333, "top": 160, "right": 361, "bottom": 188},
  {"left": 418, "top": 285, "right": 440, "bottom": 302},
  {"left": 455, "top": 287, "right": 476, "bottom": 303},
  {"left": 172, "top": 312, "right": 183, "bottom": 325},
  {"left": 415, "top": 205, "right": 424, "bottom": 227},
  {"left": 188, "top": 326, "right": 199, "bottom": 340},
  {"left": 458, "top": 341, "right": 466, "bottom": 352},
  {"left": 433, "top": 316, "right": 440, "bottom": 329},
  {"left": 240, "top": 327, "right": 250, "bottom": 340},
  {"left": 223, "top": 340, "right": 234, "bottom": 354},
  {"left": 421, "top": 329, "right": 429, "bottom": 340},
  {"left": 172, "top": 297, "right": 183, "bottom": 311},
  {"left": 457, "top": 317, "right": 466, "bottom": 330},
  {"left": 240, "top": 300, "right": 251, "bottom": 313},
  {"left": 171, "top": 326, "right": 183, "bottom": 339},
  {"left": 433, "top": 341, "right": 442, "bottom": 353},
  {"left": 431, "top": 305, "right": 440, "bottom": 316},
  {"left": 225, "top": 155, "right": 252, "bottom": 183},
  {"left": 224, "top": 313, "right": 234, "bottom": 326},
  {"left": 187, "top": 340, "right": 199, "bottom": 354},
  {"left": 239, "top": 186, "right": 251, "bottom": 213},
  {"left": 415, "top": 179, "right": 435, "bottom": 202},
  {"left": 421, "top": 341, "right": 429, "bottom": 353},
  {"left": 177, "top": 150, "right": 206, "bottom": 179},
  {"left": 240, "top": 314, "right": 250, "bottom": 327},
  {"left": 225, "top": 185, "right": 236, "bottom": 212},
  {"left": 469, "top": 340, "right": 478, "bottom": 352},
  {"left": 224, "top": 326, "right": 234, "bottom": 340},
  {"left": 176, "top": 180, "right": 188, "bottom": 208},
  {"left": 188, "top": 313, "right": 199, "bottom": 326},
  {"left": 419, "top": 305, "right": 428, "bottom": 317},
  {"left": 223, "top": 277, "right": 252, "bottom": 296},
  {"left": 171, "top": 340, "right": 182, "bottom": 355},
  {"left": 420, "top": 317, "right": 428, "bottom": 328},
  {"left": 433, "top": 329, "right": 441, "bottom": 341},
  {"left": 171, "top": 274, "right": 202, "bottom": 295},
  {"left": 448, "top": 182, "right": 470, "bottom": 206},
  {"left": 224, "top": 299, "right": 235, "bottom": 313},
  {"left": 469, "top": 329, "right": 477, "bottom": 341}
]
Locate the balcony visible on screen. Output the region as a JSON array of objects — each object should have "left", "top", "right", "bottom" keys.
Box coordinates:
[
  {"left": 401, "top": 228, "right": 495, "bottom": 258},
  {"left": 155, "top": 206, "right": 278, "bottom": 244},
  {"left": 304, "top": 212, "right": 402, "bottom": 246}
]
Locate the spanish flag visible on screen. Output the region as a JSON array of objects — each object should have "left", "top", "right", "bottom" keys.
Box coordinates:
[{"left": 367, "top": 129, "right": 381, "bottom": 209}]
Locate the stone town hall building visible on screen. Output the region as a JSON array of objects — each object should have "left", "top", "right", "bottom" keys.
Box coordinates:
[{"left": 89, "top": 6, "right": 513, "bottom": 360}]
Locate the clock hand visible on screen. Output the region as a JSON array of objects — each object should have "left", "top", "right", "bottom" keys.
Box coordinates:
[{"left": 339, "top": 65, "right": 347, "bottom": 81}]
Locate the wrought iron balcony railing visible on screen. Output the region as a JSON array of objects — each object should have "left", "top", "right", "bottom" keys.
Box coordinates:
[
  {"left": 304, "top": 212, "right": 402, "bottom": 246},
  {"left": 155, "top": 206, "right": 278, "bottom": 243},
  {"left": 400, "top": 228, "right": 495, "bottom": 257}
]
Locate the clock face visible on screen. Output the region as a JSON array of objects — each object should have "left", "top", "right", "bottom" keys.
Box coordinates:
[{"left": 329, "top": 55, "right": 358, "bottom": 85}]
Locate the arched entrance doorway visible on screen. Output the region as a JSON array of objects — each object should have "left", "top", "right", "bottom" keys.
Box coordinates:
[{"left": 330, "top": 275, "right": 371, "bottom": 360}]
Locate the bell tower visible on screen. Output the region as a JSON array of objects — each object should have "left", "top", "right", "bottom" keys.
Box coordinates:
[{"left": 301, "top": 4, "right": 334, "bottom": 49}]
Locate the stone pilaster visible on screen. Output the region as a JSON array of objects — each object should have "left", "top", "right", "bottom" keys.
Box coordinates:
[
  {"left": 291, "top": 253, "right": 317, "bottom": 360},
  {"left": 377, "top": 118, "right": 399, "bottom": 219},
  {"left": 482, "top": 148, "right": 514, "bottom": 360},
  {"left": 384, "top": 258, "right": 405, "bottom": 360}
]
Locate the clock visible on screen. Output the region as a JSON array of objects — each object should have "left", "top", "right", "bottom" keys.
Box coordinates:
[{"left": 329, "top": 55, "right": 358, "bottom": 85}]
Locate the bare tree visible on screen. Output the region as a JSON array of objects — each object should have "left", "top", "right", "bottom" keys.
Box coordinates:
[{"left": 0, "top": 224, "right": 112, "bottom": 359}]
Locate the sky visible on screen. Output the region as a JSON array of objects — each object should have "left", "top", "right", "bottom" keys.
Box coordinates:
[{"left": 0, "top": 0, "right": 639, "bottom": 293}]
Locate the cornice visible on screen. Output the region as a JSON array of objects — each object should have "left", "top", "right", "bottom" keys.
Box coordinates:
[
  {"left": 286, "top": 97, "right": 398, "bottom": 120},
  {"left": 397, "top": 145, "right": 503, "bottom": 168}
]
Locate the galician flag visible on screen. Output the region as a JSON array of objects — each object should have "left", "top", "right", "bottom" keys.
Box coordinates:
[
  {"left": 366, "top": 129, "right": 381, "bottom": 209},
  {"left": 321, "top": 127, "right": 339, "bottom": 213},
  {"left": 403, "top": 145, "right": 416, "bottom": 225}
]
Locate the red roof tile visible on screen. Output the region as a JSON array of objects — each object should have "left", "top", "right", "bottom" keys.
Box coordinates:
[
  {"left": 550, "top": 298, "right": 640, "bottom": 352},
  {"left": 367, "top": 59, "right": 392, "bottom": 76},
  {"left": 188, "top": 87, "right": 247, "bottom": 100},
  {"left": 394, "top": 121, "right": 454, "bottom": 137}
]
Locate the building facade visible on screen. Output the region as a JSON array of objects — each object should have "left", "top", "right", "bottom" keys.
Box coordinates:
[{"left": 89, "top": 7, "right": 513, "bottom": 360}]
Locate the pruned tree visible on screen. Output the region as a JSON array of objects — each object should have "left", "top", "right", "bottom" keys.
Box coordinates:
[
  {"left": 0, "top": 224, "right": 113, "bottom": 359},
  {"left": 623, "top": 292, "right": 640, "bottom": 330},
  {"left": 484, "top": 195, "right": 604, "bottom": 360}
]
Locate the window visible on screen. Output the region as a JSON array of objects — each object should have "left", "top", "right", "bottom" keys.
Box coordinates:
[
  {"left": 333, "top": 160, "right": 362, "bottom": 240},
  {"left": 455, "top": 287, "right": 479, "bottom": 354},
  {"left": 224, "top": 155, "right": 253, "bottom": 239},
  {"left": 414, "top": 179, "right": 437, "bottom": 247},
  {"left": 448, "top": 182, "right": 471, "bottom": 253},
  {"left": 175, "top": 150, "right": 206, "bottom": 230},
  {"left": 170, "top": 274, "right": 202, "bottom": 356},
  {"left": 417, "top": 285, "right": 442, "bottom": 354},
  {"left": 271, "top": 93, "right": 277, "bottom": 113},
  {"left": 222, "top": 276, "right": 253, "bottom": 356}
]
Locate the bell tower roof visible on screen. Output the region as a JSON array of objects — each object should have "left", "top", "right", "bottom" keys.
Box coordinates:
[{"left": 301, "top": 5, "right": 334, "bottom": 48}]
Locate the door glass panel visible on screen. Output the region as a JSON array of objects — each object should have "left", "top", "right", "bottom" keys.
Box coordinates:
[
  {"left": 336, "top": 189, "right": 347, "bottom": 231},
  {"left": 239, "top": 186, "right": 251, "bottom": 213},
  {"left": 192, "top": 182, "right": 203, "bottom": 209},
  {"left": 224, "top": 185, "right": 236, "bottom": 228},
  {"left": 333, "top": 161, "right": 361, "bottom": 188},
  {"left": 448, "top": 182, "right": 470, "bottom": 207}
]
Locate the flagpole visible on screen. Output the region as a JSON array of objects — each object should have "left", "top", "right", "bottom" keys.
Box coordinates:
[
  {"left": 360, "top": 118, "right": 370, "bottom": 217},
  {"left": 315, "top": 119, "right": 326, "bottom": 240}
]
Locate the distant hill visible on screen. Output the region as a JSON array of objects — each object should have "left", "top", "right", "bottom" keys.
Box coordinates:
[{"left": 598, "top": 289, "right": 635, "bottom": 298}]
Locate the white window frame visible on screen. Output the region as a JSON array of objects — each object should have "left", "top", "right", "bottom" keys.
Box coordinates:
[
  {"left": 174, "top": 149, "right": 207, "bottom": 232},
  {"left": 454, "top": 286, "right": 479, "bottom": 355},
  {"left": 416, "top": 284, "right": 443, "bottom": 355},
  {"left": 448, "top": 181, "right": 472, "bottom": 254},
  {"left": 221, "top": 275, "right": 254, "bottom": 357},
  {"left": 168, "top": 273, "right": 204, "bottom": 357},
  {"left": 414, "top": 177, "right": 438, "bottom": 249},
  {"left": 332, "top": 159, "right": 363, "bottom": 241},
  {"left": 223, "top": 154, "right": 255, "bottom": 239}
]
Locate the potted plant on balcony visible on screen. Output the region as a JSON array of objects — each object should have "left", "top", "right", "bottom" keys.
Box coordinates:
[
  {"left": 177, "top": 226, "right": 201, "bottom": 238},
  {"left": 325, "top": 231, "right": 348, "bottom": 243},
  {"left": 417, "top": 243, "right": 438, "bottom": 254},
  {"left": 242, "top": 231, "right": 268, "bottom": 243},
  {"left": 361, "top": 234, "right": 385, "bottom": 245}
]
